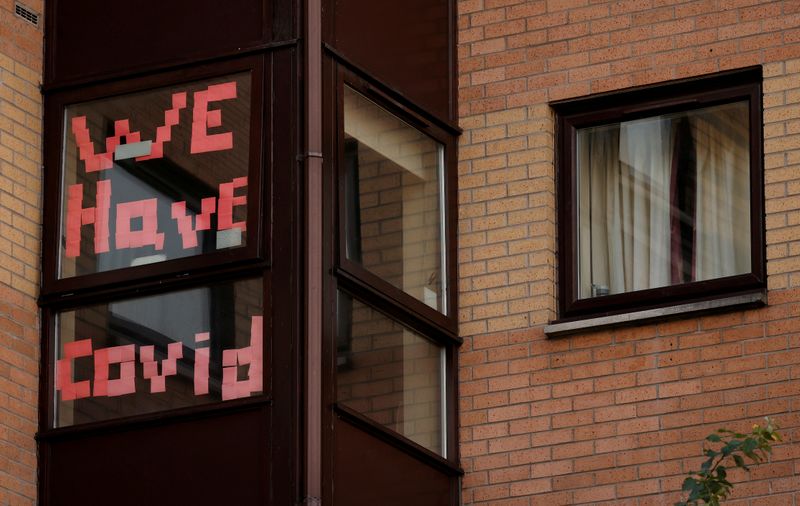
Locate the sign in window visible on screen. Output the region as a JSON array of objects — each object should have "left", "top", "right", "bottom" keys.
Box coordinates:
[
  {"left": 59, "top": 73, "right": 251, "bottom": 278},
  {"left": 54, "top": 278, "right": 263, "bottom": 427}
]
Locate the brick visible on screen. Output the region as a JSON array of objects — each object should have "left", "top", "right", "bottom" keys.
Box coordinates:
[
  {"left": 594, "top": 404, "right": 637, "bottom": 423},
  {"left": 487, "top": 404, "right": 530, "bottom": 422},
  {"left": 488, "top": 465, "right": 530, "bottom": 483},
  {"left": 595, "top": 373, "right": 635, "bottom": 392},
  {"left": 574, "top": 421, "right": 616, "bottom": 441},
  {"left": 472, "top": 484, "right": 509, "bottom": 502},
  {"left": 508, "top": 384, "right": 550, "bottom": 403},
  {"left": 488, "top": 434, "right": 531, "bottom": 453},
  {"left": 552, "top": 471, "right": 593, "bottom": 490},
  {"left": 552, "top": 440, "right": 594, "bottom": 459},
  {"left": 508, "top": 447, "right": 550, "bottom": 465},
  {"left": 506, "top": 1, "right": 547, "bottom": 20},
  {"left": 595, "top": 465, "right": 637, "bottom": 485},
  {"left": 509, "top": 478, "right": 552, "bottom": 496},
  {"left": 573, "top": 484, "right": 615, "bottom": 503},
  {"left": 484, "top": 20, "right": 526, "bottom": 39},
  {"left": 532, "top": 460, "right": 573, "bottom": 478},
  {"left": 551, "top": 379, "right": 593, "bottom": 398}
]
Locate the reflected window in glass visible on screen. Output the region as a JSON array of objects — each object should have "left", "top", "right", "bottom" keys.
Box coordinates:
[
  {"left": 343, "top": 86, "right": 447, "bottom": 314},
  {"left": 336, "top": 291, "right": 446, "bottom": 456}
]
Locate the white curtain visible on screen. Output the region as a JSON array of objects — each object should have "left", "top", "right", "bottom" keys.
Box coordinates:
[
  {"left": 693, "top": 106, "right": 751, "bottom": 280},
  {"left": 579, "top": 105, "right": 750, "bottom": 298}
]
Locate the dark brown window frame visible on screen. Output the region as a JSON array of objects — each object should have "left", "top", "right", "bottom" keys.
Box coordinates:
[
  {"left": 335, "top": 67, "right": 459, "bottom": 338},
  {"left": 328, "top": 62, "right": 460, "bottom": 470},
  {"left": 38, "top": 54, "right": 273, "bottom": 435},
  {"left": 40, "top": 274, "right": 273, "bottom": 432},
  {"left": 552, "top": 67, "right": 766, "bottom": 323},
  {"left": 40, "top": 54, "right": 269, "bottom": 301}
]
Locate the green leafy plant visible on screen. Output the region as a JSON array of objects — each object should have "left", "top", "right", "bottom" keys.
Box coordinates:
[{"left": 676, "top": 417, "right": 781, "bottom": 506}]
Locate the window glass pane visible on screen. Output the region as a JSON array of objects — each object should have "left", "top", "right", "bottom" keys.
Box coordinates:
[
  {"left": 577, "top": 101, "right": 751, "bottom": 299},
  {"left": 54, "top": 278, "right": 263, "bottom": 427},
  {"left": 337, "top": 292, "right": 445, "bottom": 456},
  {"left": 59, "top": 72, "right": 251, "bottom": 279},
  {"left": 343, "top": 87, "right": 447, "bottom": 314}
]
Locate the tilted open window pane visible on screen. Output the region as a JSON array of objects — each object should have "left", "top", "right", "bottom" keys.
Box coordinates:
[
  {"left": 577, "top": 101, "right": 751, "bottom": 299},
  {"left": 59, "top": 72, "right": 251, "bottom": 279},
  {"left": 54, "top": 278, "right": 263, "bottom": 427},
  {"left": 343, "top": 86, "right": 447, "bottom": 314},
  {"left": 336, "top": 291, "right": 445, "bottom": 456}
]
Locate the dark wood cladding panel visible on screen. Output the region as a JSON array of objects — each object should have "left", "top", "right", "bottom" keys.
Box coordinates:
[
  {"left": 47, "top": 0, "right": 271, "bottom": 86},
  {"left": 333, "top": 0, "right": 452, "bottom": 121},
  {"left": 44, "top": 408, "right": 270, "bottom": 506},
  {"left": 333, "top": 418, "right": 451, "bottom": 506}
]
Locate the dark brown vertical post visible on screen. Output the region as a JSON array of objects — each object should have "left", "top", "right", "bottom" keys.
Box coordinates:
[{"left": 304, "top": 0, "right": 323, "bottom": 503}]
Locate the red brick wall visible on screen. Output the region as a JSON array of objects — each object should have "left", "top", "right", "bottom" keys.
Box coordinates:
[
  {"left": 457, "top": 0, "right": 800, "bottom": 503},
  {"left": 0, "top": 0, "right": 42, "bottom": 504}
]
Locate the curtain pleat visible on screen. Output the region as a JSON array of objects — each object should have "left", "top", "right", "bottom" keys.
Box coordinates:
[{"left": 580, "top": 103, "right": 750, "bottom": 298}]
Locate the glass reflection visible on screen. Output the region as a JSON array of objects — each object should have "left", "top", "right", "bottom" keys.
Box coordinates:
[
  {"left": 577, "top": 101, "right": 751, "bottom": 298},
  {"left": 343, "top": 86, "right": 447, "bottom": 314},
  {"left": 55, "top": 278, "right": 263, "bottom": 427},
  {"left": 337, "top": 292, "right": 445, "bottom": 455},
  {"left": 59, "top": 73, "right": 251, "bottom": 279}
]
